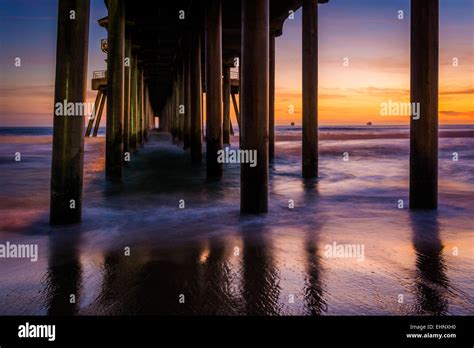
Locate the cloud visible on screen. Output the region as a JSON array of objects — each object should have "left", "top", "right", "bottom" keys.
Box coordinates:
[
  {"left": 0, "top": 16, "right": 55, "bottom": 21},
  {"left": 441, "top": 88, "right": 474, "bottom": 95},
  {"left": 354, "top": 86, "right": 409, "bottom": 96},
  {"left": 0, "top": 85, "right": 54, "bottom": 98},
  {"left": 440, "top": 110, "right": 474, "bottom": 117},
  {"left": 319, "top": 56, "right": 409, "bottom": 71}
]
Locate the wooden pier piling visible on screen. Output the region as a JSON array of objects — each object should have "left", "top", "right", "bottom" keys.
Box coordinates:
[
  {"left": 93, "top": 90, "right": 106, "bottom": 137},
  {"left": 240, "top": 0, "right": 269, "bottom": 213},
  {"left": 105, "top": 0, "right": 124, "bottom": 181},
  {"left": 177, "top": 61, "right": 183, "bottom": 143},
  {"left": 223, "top": 65, "right": 231, "bottom": 145},
  {"left": 130, "top": 53, "right": 138, "bottom": 151},
  {"left": 269, "top": 34, "right": 276, "bottom": 162},
  {"left": 302, "top": 0, "right": 319, "bottom": 179},
  {"left": 143, "top": 83, "right": 148, "bottom": 142},
  {"left": 50, "top": 0, "right": 90, "bottom": 224},
  {"left": 231, "top": 92, "right": 240, "bottom": 131},
  {"left": 85, "top": 90, "right": 102, "bottom": 137},
  {"left": 137, "top": 64, "right": 143, "bottom": 146},
  {"left": 191, "top": 32, "right": 203, "bottom": 164},
  {"left": 205, "top": 0, "right": 223, "bottom": 178},
  {"left": 410, "top": 0, "right": 439, "bottom": 209},
  {"left": 172, "top": 78, "right": 179, "bottom": 142},
  {"left": 123, "top": 29, "right": 132, "bottom": 154},
  {"left": 184, "top": 51, "right": 192, "bottom": 149}
]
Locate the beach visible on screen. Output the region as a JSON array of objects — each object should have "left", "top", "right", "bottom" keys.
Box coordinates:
[{"left": 0, "top": 126, "right": 473, "bottom": 315}]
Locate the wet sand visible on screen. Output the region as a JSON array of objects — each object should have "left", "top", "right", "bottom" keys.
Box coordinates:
[{"left": 0, "top": 129, "right": 473, "bottom": 315}]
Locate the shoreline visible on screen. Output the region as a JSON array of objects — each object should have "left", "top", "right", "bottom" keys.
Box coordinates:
[{"left": 2, "top": 130, "right": 474, "bottom": 144}]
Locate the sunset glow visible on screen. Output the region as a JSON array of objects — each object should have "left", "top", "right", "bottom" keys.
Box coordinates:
[{"left": 0, "top": 0, "right": 472, "bottom": 126}]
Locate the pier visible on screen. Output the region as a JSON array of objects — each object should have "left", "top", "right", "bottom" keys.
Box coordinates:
[{"left": 50, "top": 0, "right": 439, "bottom": 224}]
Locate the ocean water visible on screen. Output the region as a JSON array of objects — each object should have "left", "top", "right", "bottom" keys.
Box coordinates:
[{"left": 0, "top": 126, "right": 473, "bottom": 315}]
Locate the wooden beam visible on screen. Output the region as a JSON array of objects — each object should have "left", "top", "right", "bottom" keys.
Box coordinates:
[
  {"left": 93, "top": 90, "right": 106, "bottom": 137},
  {"left": 191, "top": 32, "right": 203, "bottom": 164},
  {"left": 123, "top": 29, "right": 132, "bottom": 153},
  {"left": 105, "top": 0, "right": 125, "bottom": 181},
  {"left": 269, "top": 34, "right": 275, "bottom": 162},
  {"left": 302, "top": 0, "right": 318, "bottom": 178},
  {"left": 205, "top": 0, "right": 223, "bottom": 178},
  {"left": 231, "top": 92, "right": 240, "bottom": 130},
  {"left": 410, "top": 0, "right": 439, "bottom": 209},
  {"left": 178, "top": 60, "right": 184, "bottom": 143},
  {"left": 241, "top": 0, "right": 269, "bottom": 213},
  {"left": 50, "top": 0, "right": 90, "bottom": 224},
  {"left": 137, "top": 64, "right": 143, "bottom": 146},
  {"left": 130, "top": 53, "right": 138, "bottom": 150},
  {"left": 223, "top": 65, "right": 231, "bottom": 145},
  {"left": 184, "top": 49, "right": 192, "bottom": 149},
  {"left": 85, "top": 90, "right": 102, "bottom": 137}
]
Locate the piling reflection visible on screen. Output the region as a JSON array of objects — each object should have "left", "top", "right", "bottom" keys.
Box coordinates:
[
  {"left": 410, "top": 212, "right": 449, "bottom": 315},
  {"left": 197, "top": 237, "right": 241, "bottom": 315},
  {"left": 301, "top": 178, "right": 326, "bottom": 314},
  {"left": 95, "top": 237, "right": 245, "bottom": 315},
  {"left": 45, "top": 227, "right": 82, "bottom": 315},
  {"left": 97, "top": 244, "right": 202, "bottom": 314},
  {"left": 41, "top": 210, "right": 452, "bottom": 316},
  {"left": 241, "top": 223, "right": 281, "bottom": 315},
  {"left": 97, "top": 251, "right": 138, "bottom": 314},
  {"left": 303, "top": 228, "right": 327, "bottom": 315},
  {"left": 91, "top": 220, "right": 322, "bottom": 315},
  {"left": 133, "top": 245, "right": 202, "bottom": 315}
]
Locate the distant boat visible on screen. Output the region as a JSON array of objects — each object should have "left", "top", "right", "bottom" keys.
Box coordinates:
[
  {"left": 290, "top": 122, "right": 295, "bottom": 126},
  {"left": 367, "top": 122, "right": 373, "bottom": 126}
]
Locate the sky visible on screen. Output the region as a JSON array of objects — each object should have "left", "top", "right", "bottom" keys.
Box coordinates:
[{"left": 0, "top": 0, "right": 473, "bottom": 127}]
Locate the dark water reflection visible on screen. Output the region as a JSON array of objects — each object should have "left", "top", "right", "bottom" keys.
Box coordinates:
[
  {"left": 43, "top": 221, "right": 326, "bottom": 315},
  {"left": 64, "top": 224, "right": 286, "bottom": 315},
  {"left": 45, "top": 228, "right": 82, "bottom": 315},
  {"left": 303, "top": 229, "right": 327, "bottom": 315},
  {"left": 410, "top": 212, "right": 449, "bottom": 315},
  {"left": 1, "top": 132, "right": 473, "bottom": 315},
  {"left": 241, "top": 224, "right": 281, "bottom": 315},
  {"left": 42, "top": 218, "right": 329, "bottom": 315}
]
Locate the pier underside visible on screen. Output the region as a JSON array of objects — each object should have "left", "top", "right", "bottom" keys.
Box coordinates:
[
  {"left": 50, "top": 0, "right": 439, "bottom": 224},
  {"left": 123, "top": 0, "right": 308, "bottom": 113}
]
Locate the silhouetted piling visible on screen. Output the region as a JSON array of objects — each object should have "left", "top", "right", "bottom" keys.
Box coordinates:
[
  {"left": 302, "top": 0, "right": 318, "bottom": 178},
  {"left": 191, "top": 32, "right": 203, "bottom": 164},
  {"left": 269, "top": 34, "right": 275, "bottom": 161},
  {"left": 410, "top": 0, "right": 438, "bottom": 209},
  {"left": 223, "top": 65, "right": 231, "bottom": 145},
  {"left": 172, "top": 78, "right": 179, "bottom": 142},
  {"left": 130, "top": 53, "right": 138, "bottom": 150},
  {"left": 184, "top": 51, "right": 192, "bottom": 149},
  {"left": 205, "top": 0, "right": 223, "bottom": 178},
  {"left": 137, "top": 64, "right": 143, "bottom": 146},
  {"left": 240, "top": 0, "right": 269, "bottom": 213},
  {"left": 93, "top": 90, "right": 106, "bottom": 137},
  {"left": 143, "top": 83, "right": 148, "bottom": 142},
  {"left": 85, "top": 90, "right": 102, "bottom": 137},
  {"left": 105, "top": 0, "right": 124, "bottom": 181},
  {"left": 123, "top": 29, "right": 131, "bottom": 154},
  {"left": 163, "top": 101, "right": 167, "bottom": 131},
  {"left": 178, "top": 61, "right": 184, "bottom": 143},
  {"left": 231, "top": 92, "right": 240, "bottom": 130},
  {"left": 50, "top": 0, "right": 90, "bottom": 224}
]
